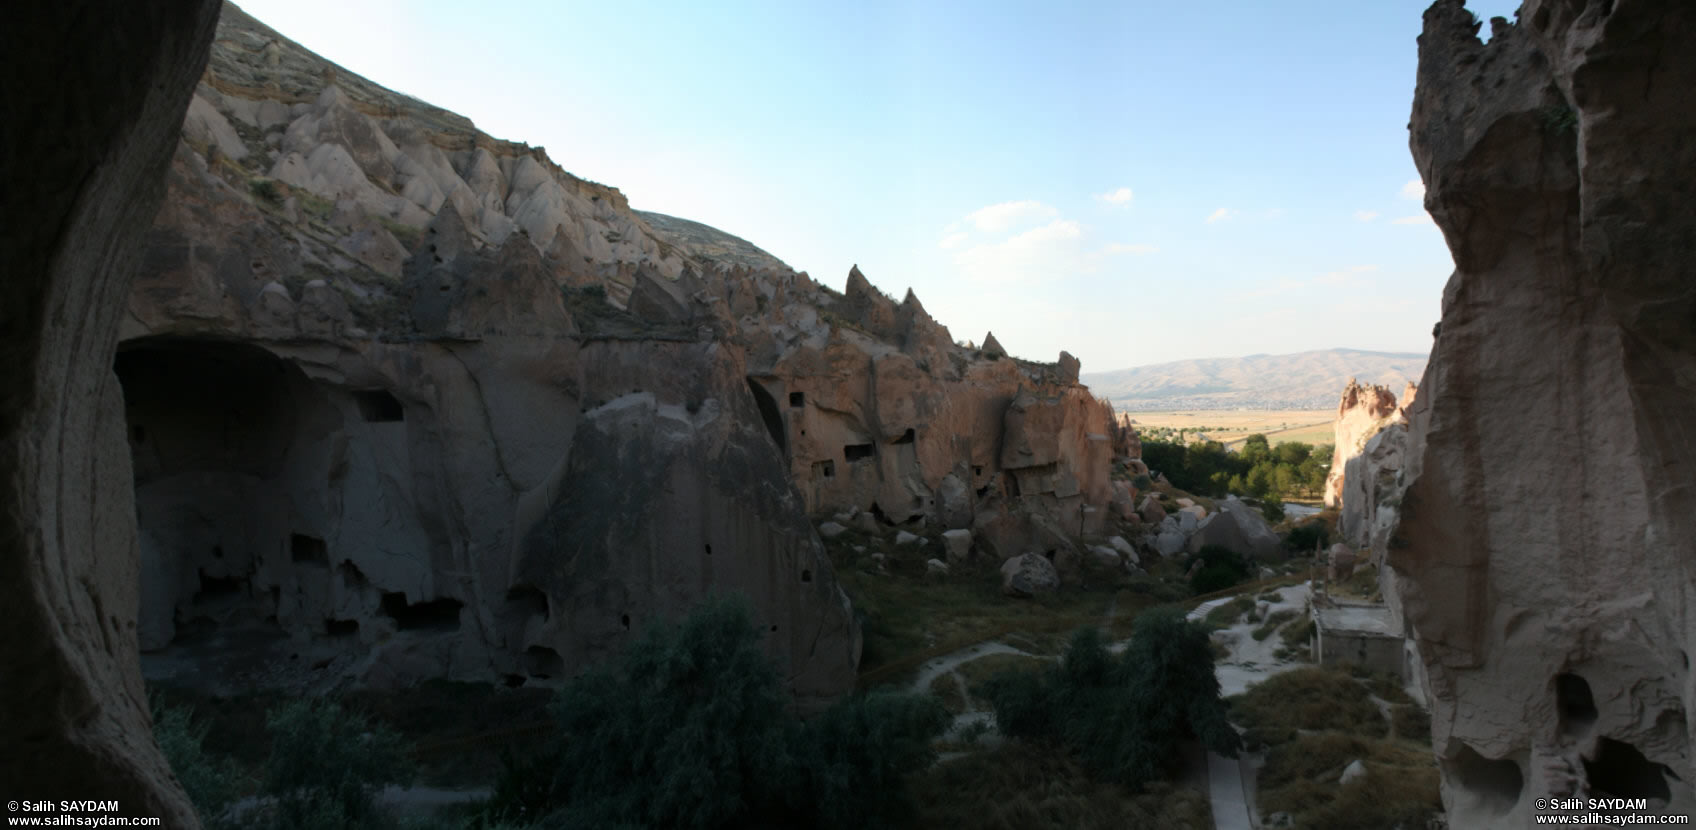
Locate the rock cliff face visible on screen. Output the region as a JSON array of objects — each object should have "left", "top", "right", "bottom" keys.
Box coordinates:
[
  {"left": 123, "top": 2, "right": 1124, "bottom": 703},
  {"left": 1374, "top": 1, "right": 1696, "bottom": 825},
  {"left": 0, "top": 0, "right": 221, "bottom": 820},
  {"left": 1323, "top": 378, "right": 1411, "bottom": 510}
]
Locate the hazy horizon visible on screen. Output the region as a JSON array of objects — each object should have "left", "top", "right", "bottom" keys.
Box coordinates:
[{"left": 230, "top": 0, "right": 1520, "bottom": 370}]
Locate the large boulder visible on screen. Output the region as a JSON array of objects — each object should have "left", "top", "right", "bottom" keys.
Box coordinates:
[
  {"left": 1185, "top": 497, "right": 1282, "bottom": 561},
  {"left": 1000, "top": 553, "right": 1060, "bottom": 598}
]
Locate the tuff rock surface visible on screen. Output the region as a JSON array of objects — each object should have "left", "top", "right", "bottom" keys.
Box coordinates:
[
  {"left": 1323, "top": 378, "right": 1413, "bottom": 509},
  {"left": 0, "top": 0, "right": 221, "bottom": 820},
  {"left": 1370, "top": 1, "right": 1696, "bottom": 825},
  {"left": 121, "top": 2, "right": 1135, "bottom": 704}
]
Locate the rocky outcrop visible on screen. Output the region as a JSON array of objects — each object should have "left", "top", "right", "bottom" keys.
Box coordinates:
[
  {"left": 120, "top": 3, "right": 868, "bottom": 705},
  {"left": 1323, "top": 378, "right": 1411, "bottom": 508},
  {"left": 117, "top": 1, "right": 1130, "bottom": 708},
  {"left": 1371, "top": 2, "right": 1696, "bottom": 826},
  {"left": 0, "top": 0, "right": 221, "bottom": 821}
]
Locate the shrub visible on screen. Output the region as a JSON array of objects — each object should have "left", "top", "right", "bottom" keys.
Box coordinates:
[
  {"left": 1228, "top": 667, "right": 1386, "bottom": 746},
  {"left": 260, "top": 699, "right": 413, "bottom": 830},
  {"left": 1392, "top": 704, "right": 1431, "bottom": 744},
  {"left": 249, "top": 177, "right": 281, "bottom": 204},
  {"left": 151, "top": 697, "right": 243, "bottom": 829},
  {"left": 984, "top": 609, "right": 1240, "bottom": 791},
  {"left": 1188, "top": 545, "right": 1250, "bottom": 595},
  {"left": 485, "top": 595, "right": 945, "bottom": 830},
  {"left": 1283, "top": 522, "right": 1329, "bottom": 554}
]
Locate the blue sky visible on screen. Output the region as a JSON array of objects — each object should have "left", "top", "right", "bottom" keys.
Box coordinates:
[{"left": 234, "top": 0, "right": 1522, "bottom": 372}]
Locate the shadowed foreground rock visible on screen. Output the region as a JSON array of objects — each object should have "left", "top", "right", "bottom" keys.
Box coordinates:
[
  {"left": 0, "top": 0, "right": 221, "bottom": 822},
  {"left": 1380, "top": 1, "right": 1696, "bottom": 826}
]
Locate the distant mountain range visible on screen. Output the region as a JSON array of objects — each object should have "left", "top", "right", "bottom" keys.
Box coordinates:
[{"left": 1081, "top": 348, "right": 1428, "bottom": 410}]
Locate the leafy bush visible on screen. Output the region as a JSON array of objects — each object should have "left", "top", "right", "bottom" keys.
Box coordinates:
[
  {"left": 249, "top": 177, "right": 281, "bottom": 204},
  {"left": 484, "top": 594, "right": 945, "bottom": 830},
  {"left": 1392, "top": 704, "right": 1431, "bottom": 743},
  {"left": 260, "top": 699, "right": 413, "bottom": 830},
  {"left": 1283, "top": 521, "right": 1330, "bottom": 555},
  {"left": 983, "top": 609, "right": 1240, "bottom": 791},
  {"left": 1189, "top": 545, "right": 1251, "bottom": 595},
  {"left": 151, "top": 697, "right": 243, "bottom": 829}
]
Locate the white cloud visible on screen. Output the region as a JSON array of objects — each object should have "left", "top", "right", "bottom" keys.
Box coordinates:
[
  {"left": 1097, "top": 186, "right": 1134, "bottom": 205},
  {"left": 1104, "top": 242, "right": 1158, "bottom": 255},
  {"left": 1392, "top": 213, "right": 1434, "bottom": 226},
  {"left": 965, "top": 200, "right": 1057, "bottom": 233},
  {"left": 938, "top": 231, "right": 968, "bottom": 250},
  {"left": 1206, "top": 207, "right": 1235, "bottom": 224},
  {"left": 1400, "top": 179, "right": 1425, "bottom": 200},
  {"left": 952, "top": 219, "right": 1088, "bottom": 282},
  {"left": 1355, "top": 210, "right": 1380, "bottom": 223},
  {"left": 1264, "top": 208, "right": 1286, "bottom": 219}
]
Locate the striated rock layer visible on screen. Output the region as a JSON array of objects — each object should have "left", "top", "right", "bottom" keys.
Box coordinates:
[
  {"left": 0, "top": 0, "right": 221, "bottom": 820},
  {"left": 1378, "top": 1, "right": 1696, "bottom": 826},
  {"left": 124, "top": 2, "right": 1129, "bottom": 704}
]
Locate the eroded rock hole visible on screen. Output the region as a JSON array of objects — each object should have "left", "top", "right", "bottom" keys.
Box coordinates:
[
  {"left": 1585, "top": 737, "right": 1672, "bottom": 802},
  {"left": 1449, "top": 744, "right": 1524, "bottom": 816},
  {"left": 380, "top": 593, "right": 463, "bottom": 632},
  {"left": 813, "top": 459, "right": 835, "bottom": 479},
  {"left": 504, "top": 585, "right": 549, "bottom": 622},
  {"left": 354, "top": 389, "right": 404, "bottom": 422},
  {"left": 524, "top": 646, "right": 564, "bottom": 679},
  {"left": 1556, "top": 672, "right": 1598, "bottom": 734},
  {"left": 789, "top": 391, "right": 804, "bottom": 407},
  {"left": 894, "top": 428, "right": 915, "bottom": 445},
  {"left": 844, "top": 442, "right": 875, "bottom": 462},
  {"left": 801, "top": 569, "right": 812, "bottom": 583},
  {"left": 621, "top": 614, "right": 631, "bottom": 630},
  {"left": 324, "top": 618, "right": 359, "bottom": 637},
  {"left": 290, "top": 533, "right": 327, "bottom": 565},
  {"left": 745, "top": 378, "right": 787, "bottom": 455}
]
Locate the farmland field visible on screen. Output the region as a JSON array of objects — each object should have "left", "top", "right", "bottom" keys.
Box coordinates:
[{"left": 1123, "top": 410, "right": 1335, "bottom": 448}]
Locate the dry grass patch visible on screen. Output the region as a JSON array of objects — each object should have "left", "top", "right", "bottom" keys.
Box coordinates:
[
  {"left": 912, "top": 741, "right": 1212, "bottom": 830},
  {"left": 1228, "top": 666, "right": 1386, "bottom": 748},
  {"left": 1257, "top": 732, "right": 1441, "bottom": 830}
]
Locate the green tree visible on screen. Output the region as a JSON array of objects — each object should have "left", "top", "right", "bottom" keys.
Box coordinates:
[
  {"left": 1241, "top": 434, "right": 1271, "bottom": 466},
  {"left": 984, "top": 611, "right": 1241, "bottom": 791},
  {"left": 492, "top": 595, "right": 946, "bottom": 830}
]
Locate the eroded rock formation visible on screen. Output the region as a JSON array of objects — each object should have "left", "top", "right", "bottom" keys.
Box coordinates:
[
  {"left": 1323, "top": 378, "right": 1412, "bottom": 509},
  {"left": 0, "top": 0, "right": 221, "bottom": 820},
  {"left": 122, "top": 2, "right": 1128, "bottom": 705},
  {"left": 1371, "top": 1, "right": 1696, "bottom": 825}
]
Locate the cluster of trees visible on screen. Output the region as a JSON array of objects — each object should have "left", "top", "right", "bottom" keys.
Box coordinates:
[
  {"left": 982, "top": 609, "right": 1241, "bottom": 790},
  {"left": 1141, "top": 435, "right": 1331, "bottom": 512},
  {"left": 158, "top": 597, "right": 1239, "bottom": 829}
]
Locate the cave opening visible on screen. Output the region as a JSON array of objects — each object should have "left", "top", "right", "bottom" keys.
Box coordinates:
[
  {"left": 745, "top": 378, "right": 787, "bottom": 456},
  {"left": 813, "top": 459, "right": 835, "bottom": 479},
  {"left": 1448, "top": 744, "right": 1524, "bottom": 816},
  {"left": 1585, "top": 737, "right": 1673, "bottom": 802},
  {"left": 1555, "top": 672, "right": 1598, "bottom": 735},
  {"left": 291, "top": 533, "right": 328, "bottom": 565},
  {"left": 893, "top": 428, "right": 915, "bottom": 445},
  {"left": 524, "top": 646, "right": 564, "bottom": 679},
  {"left": 380, "top": 593, "right": 464, "bottom": 632},
  {"left": 844, "top": 442, "right": 875, "bottom": 462},
  {"left": 354, "top": 389, "right": 404, "bottom": 422}
]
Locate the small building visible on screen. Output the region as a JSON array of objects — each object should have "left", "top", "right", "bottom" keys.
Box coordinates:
[{"left": 1313, "top": 602, "right": 1406, "bottom": 679}]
